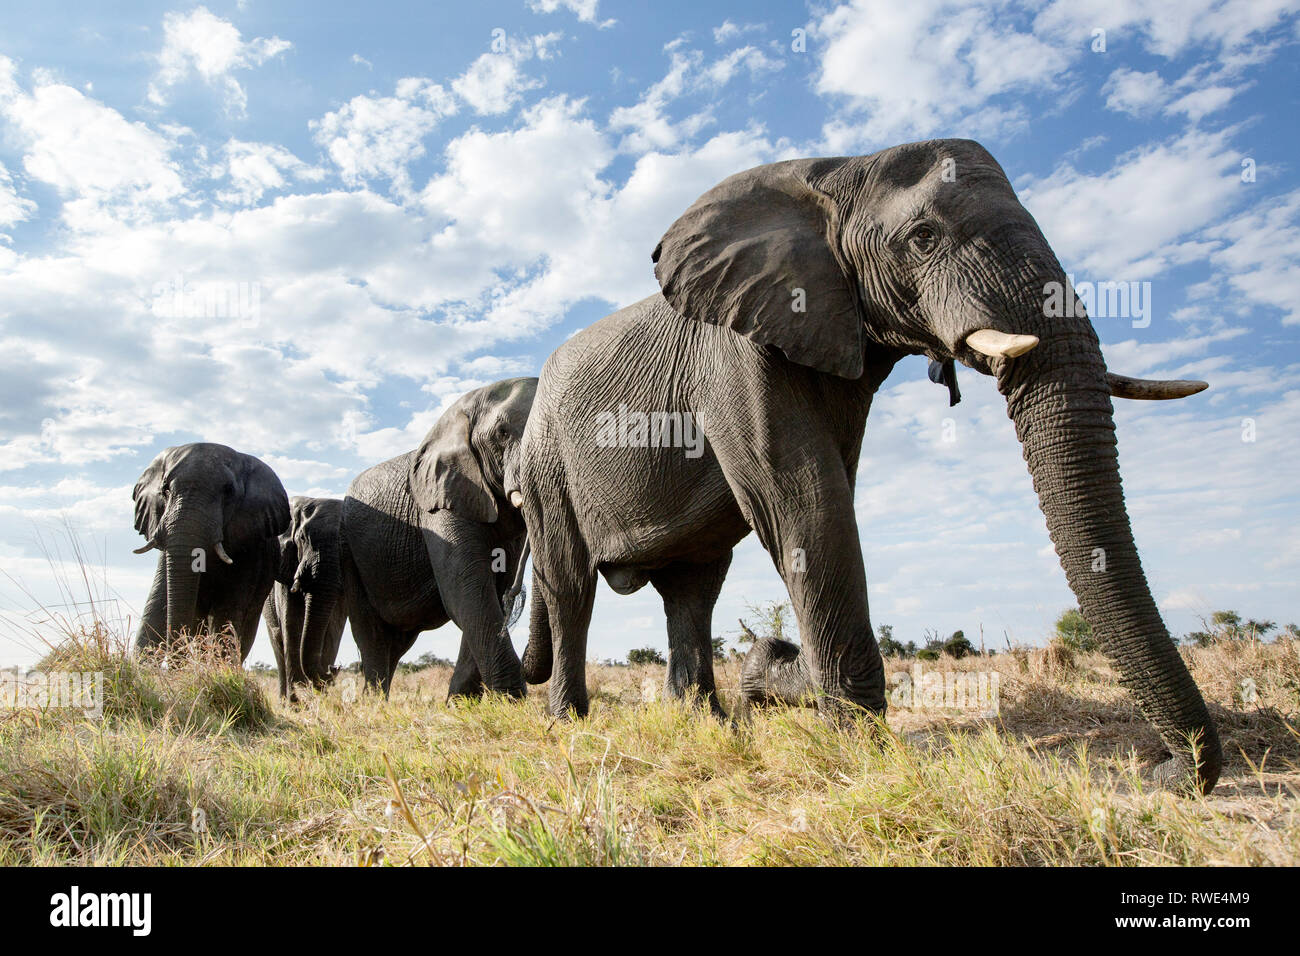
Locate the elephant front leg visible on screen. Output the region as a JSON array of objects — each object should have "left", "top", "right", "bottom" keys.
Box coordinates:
[
  {"left": 447, "top": 638, "right": 485, "bottom": 700},
  {"left": 735, "top": 478, "right": 886, "bottom": 720},
  {"left": 649, "top": 553, "right": 731, "bottom": 717}
]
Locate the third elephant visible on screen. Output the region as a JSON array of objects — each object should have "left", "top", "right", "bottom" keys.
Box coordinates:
[{"left": 340, "top": 377, "right": 535, "bottom": 696}]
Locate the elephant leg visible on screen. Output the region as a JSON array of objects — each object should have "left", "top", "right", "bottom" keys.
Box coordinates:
[
  {"left": 649, "top": 552, "right": 731, "bottom": 717},
  {"left": 263, "top": 594, "right": 288, "bottom": 699},
  {"left": 712, "top": 447, "right": 885, "bottom": 720},
  {"left": 422, "top": 525, "right": 524, "bottom": 697},
  {"left": 383, "top": 630, "right": 420, "bottom": 695},
  {"left": 447, "top": 639, "right": 485, "bottom": 700},
  {"left": 537, "top": 573, "right": 596, "bottom": 719}
]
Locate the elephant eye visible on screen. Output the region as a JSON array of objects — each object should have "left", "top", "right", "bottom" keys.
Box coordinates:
[{"left": 909, "top": 224, "right": 939, "bottom": 255}]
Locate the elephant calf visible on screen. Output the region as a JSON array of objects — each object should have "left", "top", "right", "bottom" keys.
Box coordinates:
[
  {"left": 133, "top": 442, "right": 290, "bottom": 661},
  {"left": 340, "top": 377, "right": 535, "bottom": 697},
  {"left": 264, "top": 496, "right": 347, "bottom": 701}
]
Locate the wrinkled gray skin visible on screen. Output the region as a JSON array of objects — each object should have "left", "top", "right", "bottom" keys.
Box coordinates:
[
  {"left": 519, "top": 139, "right": 1221, "bottom": 794},
  {"left": 341, "top": 378, "right": 535, "bottom": 697},
  {"left": 263, "top": 497, "right": 346, "bottom": 701},
  {"left": 133, "top": 442, "right": 290, "bottom": 661}
]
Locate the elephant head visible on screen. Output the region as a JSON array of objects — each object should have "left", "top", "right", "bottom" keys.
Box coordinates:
[
  {"left": 133, "top": 442, "right": 289, "bottom": 647},
  {"left": 278, "top": 496, "right": 344, "bottom": 686},
  {"left": 408, "top": 377, "right": 538, "bottom": 525},
  {"left": 652, "top": 139, "right": 1220, "bottom": 793}
]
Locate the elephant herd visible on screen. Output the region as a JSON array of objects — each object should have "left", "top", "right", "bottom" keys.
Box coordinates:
[{"left": 131, "top": 138, "right": 1224, "bottom": 794}]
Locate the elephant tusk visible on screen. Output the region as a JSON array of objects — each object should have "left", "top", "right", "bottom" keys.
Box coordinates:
[
  {"left": 133, "top": 541, "right": 158, "bottom": 554},
  {"left": 214, "top": 542, "right": 234, "bottom": 565},
  {"left": 509, "top": 491, "right": 524, "bottom": 508},
  {"left": 966, "top": 329, "right": 1040, "bottom": 359},
  {"left": 1106, "top": 373, "right": 1208, "bottom": 401}
]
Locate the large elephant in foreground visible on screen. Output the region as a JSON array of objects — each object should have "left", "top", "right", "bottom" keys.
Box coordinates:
[
  {"left": 264, "top": 496, "right": 346, "bottom": 701},
  {"left": 341, "top": 377, "right": 535, "bottom": 696},
  {"left": 133, "top": 442, "right": 290, "bottom": 661},
  {"left": 518, "top": 139, "right": 1221, "bottom": 793}
]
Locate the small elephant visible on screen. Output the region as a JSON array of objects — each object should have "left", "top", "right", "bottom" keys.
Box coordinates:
[
  {"left": 341, "top": 377, "right": 536, "bottom": 696},
  {"left": 133, "top": 442, "right": 290, "bottom": 661},
  {"left": 518, "top": 139, "right": 1221, "bottom": 793},
  {"left": 263, "top": 496, "right": 347, "bottom": 701}
]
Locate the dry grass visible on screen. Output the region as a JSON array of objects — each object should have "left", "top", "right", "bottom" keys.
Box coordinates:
[{"left": 1, "top": 627, "right": 1297, "bottom": 866}]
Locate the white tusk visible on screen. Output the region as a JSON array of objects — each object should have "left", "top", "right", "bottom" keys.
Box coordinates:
[
  {"left": 133, "top": 541, "right": 158, "bottom": 554},
  {"left": 214, "top": 542, "right": 234, "bottom": 565},
  {"left": 966, "top": 329, "right": 1040, "bottom": 359},
  {"left": 509, "top": 491, "right": 524, "bottom": 508},
  {"left": 1106, "top": 373, "right": 1208, "bottom": 401}
]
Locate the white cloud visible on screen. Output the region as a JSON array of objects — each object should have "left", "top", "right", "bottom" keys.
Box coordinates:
[
  {"left": 713, "top": 21, "right": 765, "bottom": 44},
  {"left": 813, "top": 0, "right": 1070, "bottom": 146},
  {"left": 1019, "top": 129, "right": 1242, "bottom": 278},
  {"left": 452, "top": 38, "right": 544, "bottom": 115},
  {"left": 0, "top": 67, "right": 183, "bottom": 220},
  {"left": 147, "top": 6, "right": 291, "bottom": 115},
  {"left": 215, "top": 139, "right": 323, "bottom": 206},
  {"left": 311, "top": 78, "right": 456, "bottom": 195},
  {"left": 0, "top": 161, "right": 36, "bottom": 232},
  {"left": 527, "top": 0, "right": 615, "bottom": 29}
]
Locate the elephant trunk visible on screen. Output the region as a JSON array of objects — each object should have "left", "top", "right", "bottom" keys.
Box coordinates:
[
  {"left": 739, "top": 636, "right": 812, "bottom": 708},
  {"left": 1001, "top": 328, "right": 1221, "bottom": 793},
  {"left": 299, "top": 587, "right": 341, "bottom": 686},
  {"left": 163, "top": 520, "right": 207, "bottom": 648}
]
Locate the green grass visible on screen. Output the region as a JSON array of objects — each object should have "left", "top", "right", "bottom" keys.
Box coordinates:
[{"left": 1, "top": 626, "right": 1297, "bottom": 865}]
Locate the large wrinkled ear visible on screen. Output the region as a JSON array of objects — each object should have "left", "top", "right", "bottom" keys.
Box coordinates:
[
  {"left": 132, "top": 452, "right": 168, "bottom": 544},
  {"left": 226, "top": 455, "right": 290, "bottom": 547},
  {"left": 653, "top": 158, "right": 864, "bottom": 379},
  {"left": 410, "top": 408, "right": 498, "bottom": 524},
  {"left": 274, "top": 533, "right": 299, "bottom": 588}
]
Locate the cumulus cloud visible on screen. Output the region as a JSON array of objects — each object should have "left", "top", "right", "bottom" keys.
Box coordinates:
[
  {"left": 147, "top": 6, "right": 291, "bottom": 115},
  {"left": 215, "top": 139, "right": 324, "bottom": 206},
  {"left": 0, "top": 161, "right": 36, "bottom": 232},
  {"left": 0, "top": 62, "right": 183, "bottom": 222},
  {"left": 451, "top": 36, "right": 547, "bottom": 115},
  {"left": 527, "top": 0, "right": 615, "bottom": 29},
  {"left": 311, "top": 78, "right": 456, "bottom": 195}
]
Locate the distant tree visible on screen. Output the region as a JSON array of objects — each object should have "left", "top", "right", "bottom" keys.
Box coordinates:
[
  {"left": 1245, "top": 619, "right": 1276, "bottom": 641},
  {"left": 1054, "top": 608, "right": 1098, "bottom": 652},
  {"left": 738, "top": 601, "right": 791, "bottom": 645},
  {"left": 1284, "top": 623, "right": 1300, "bottom": 640},
  {"left": 877, "top": 623, "right": 908, "bottom": 657},
  {"left": 711, "top": 637, "right": 726, "bottom": 661},
  {"left": 943, "top": 630, "right": 975, "bottom": 659},
  {"left": 628, "top": 647, "right": 666, "bottom": 666}
]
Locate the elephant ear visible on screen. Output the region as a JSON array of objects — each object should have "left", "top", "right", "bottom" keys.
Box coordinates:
[
  {"left": 132, "top": 452, "right": 168, "bottom": 544},
  {"left": 274, "top": 533, "right": 299, "bottom": 588},
  {"left": 410, "top": 408, "right": 498, "bottom": 524},
  {"left": 225, "top": 454, "right": 290, "bottom": 548},
  {"left": 652, "top": 158, "right": 864, "bottom": 380}
]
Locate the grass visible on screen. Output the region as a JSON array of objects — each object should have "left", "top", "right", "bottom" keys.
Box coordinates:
[{"left": 0, "top": 623, "right": 1297, "bottom": 866}]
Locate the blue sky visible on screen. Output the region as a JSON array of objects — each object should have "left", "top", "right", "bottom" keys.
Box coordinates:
[{"left": 1, "top": 0, "right": 1298, "bottom": 668}]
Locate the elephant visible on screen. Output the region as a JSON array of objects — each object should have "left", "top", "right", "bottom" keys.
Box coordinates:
[
  {"left": 517, "top": 138, "right": 1221, "bottom": 794},
  {"left": 132, "top": 442, "right": 290, "bottom": 662},
  {"left": 340, "top": 377, "right": 536, "bottom": 697},
  {"left": 263, "top": 496, "right": 347, "bottom": 701}
]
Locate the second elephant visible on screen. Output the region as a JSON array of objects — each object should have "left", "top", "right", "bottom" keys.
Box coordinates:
[
  {"left": 341, "top": 377, "right": 535, "bottom": 696},
  {"left": 264, "top": 496, "right": 347, "bottom": 701}
]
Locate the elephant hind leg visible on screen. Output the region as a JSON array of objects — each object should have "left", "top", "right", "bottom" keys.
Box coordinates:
[
  {"left": 447, "top": 638, "right": 485, "bottom": 700},
  {"left": 534, "top": 570, "right": 596, "bottom": 719},
  {"left": 649, "top": 553, "right": 731, "bottom": 718}
]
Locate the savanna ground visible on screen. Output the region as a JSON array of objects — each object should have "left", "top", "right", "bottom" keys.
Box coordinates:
[{"left": 1, "top": 622, "right": 1297, "bottom": 866}]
